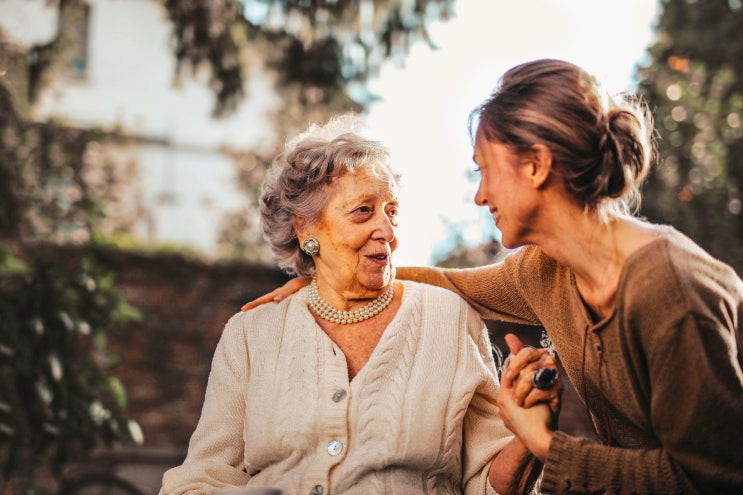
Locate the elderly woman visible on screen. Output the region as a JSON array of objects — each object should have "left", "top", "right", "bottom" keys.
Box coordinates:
[{"left": 159, "top": 115, "right": 560, "bottom": 495}]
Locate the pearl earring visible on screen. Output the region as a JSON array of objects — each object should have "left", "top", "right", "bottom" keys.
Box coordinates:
[{"left": 302, "top": 237, "right": 320, "bottom": 256}]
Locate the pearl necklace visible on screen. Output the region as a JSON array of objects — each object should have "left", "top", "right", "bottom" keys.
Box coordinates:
[{"left": 308, "top": 277, "right": 395, "bottom": 324}]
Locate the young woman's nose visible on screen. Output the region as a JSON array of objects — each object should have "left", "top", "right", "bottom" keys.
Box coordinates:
[{"left": 474, "top": 182, "right": 487, "bottom": 207}]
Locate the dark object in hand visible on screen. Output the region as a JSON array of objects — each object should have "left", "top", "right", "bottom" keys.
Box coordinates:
[{"left": 532, "top": 368, "right": 559, "bottom": 390}]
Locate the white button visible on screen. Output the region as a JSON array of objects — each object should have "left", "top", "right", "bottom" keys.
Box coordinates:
[{"left": 327, "top": 440, "right": 343, "bottom": 456}]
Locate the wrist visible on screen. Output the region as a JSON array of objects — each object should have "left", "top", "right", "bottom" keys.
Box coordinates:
[{"left": 530, "top": 429, "right": 553, "bottom": 462}]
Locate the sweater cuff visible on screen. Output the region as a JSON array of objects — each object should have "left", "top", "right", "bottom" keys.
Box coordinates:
[{"left": 540, "top": 430, "right": 572, "bottom": 494}]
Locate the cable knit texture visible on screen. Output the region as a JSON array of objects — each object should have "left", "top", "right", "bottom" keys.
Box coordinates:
[
  {"left": 405, "top": 227, "right": 743, "bottom": 495},
  {"left": 160, "top": 281, "right": 513, "bottom": 495}
]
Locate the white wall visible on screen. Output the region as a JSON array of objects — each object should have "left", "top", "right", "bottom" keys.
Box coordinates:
[{"left": 0, "top": 0, "right": 281, "bottom": 256}]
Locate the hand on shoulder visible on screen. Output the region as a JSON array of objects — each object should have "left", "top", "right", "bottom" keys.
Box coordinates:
[{"left": 241, "top": 277, "right": 311, "bottom": 311}]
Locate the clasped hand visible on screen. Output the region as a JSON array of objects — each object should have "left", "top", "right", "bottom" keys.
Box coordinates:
[{"left": 497, "top": 333, "right": 563, "bottom": 462}]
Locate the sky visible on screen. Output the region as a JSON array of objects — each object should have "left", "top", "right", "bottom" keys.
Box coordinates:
[{"left": 364, "top": 0, "right": 660, "bottom": 266}]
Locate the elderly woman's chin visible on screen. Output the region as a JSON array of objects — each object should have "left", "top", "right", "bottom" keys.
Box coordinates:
[{"left": 360, "top": 265, "right": 394, "bottom": 291}]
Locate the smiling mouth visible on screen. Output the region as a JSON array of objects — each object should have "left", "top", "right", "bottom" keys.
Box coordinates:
[{"left": 368, "top": 253, "right": 389, "bottom": 262}]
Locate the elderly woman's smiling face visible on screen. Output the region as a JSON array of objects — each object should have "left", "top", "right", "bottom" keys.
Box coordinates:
[{"left": 304, "top": 166, "right": 398, "bottom": 302}]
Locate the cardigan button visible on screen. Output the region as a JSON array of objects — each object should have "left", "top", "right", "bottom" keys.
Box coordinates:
[
  {"left": 332, "top": 388, "right": 347, "bottom": 402},
  {"left": 327, "top": 439, "right": 343, "bottom": 456},
  {"left": 309, "top": 485, "right": 323, "bottom": 495}
]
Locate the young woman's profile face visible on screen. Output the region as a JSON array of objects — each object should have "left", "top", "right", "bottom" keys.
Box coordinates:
[{"left": 472, "top": 129, "right": 540, "bottom": 249}]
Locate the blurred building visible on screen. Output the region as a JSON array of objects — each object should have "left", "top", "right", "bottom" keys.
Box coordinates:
[{"left": 0, "top": 0, "right": 280, "bottom": 257}]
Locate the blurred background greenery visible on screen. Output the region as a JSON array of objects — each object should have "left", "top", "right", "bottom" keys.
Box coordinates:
[{"left": 1, "top": 0, "right": 742, "bottom": 493}]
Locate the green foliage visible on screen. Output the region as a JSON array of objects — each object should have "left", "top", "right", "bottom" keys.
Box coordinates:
[
  {"left": 21, "top": 0, "right": 456, "bottom": 125},
  {"left": 0, "top": 248, "right": 142, "bottom": 481},
  {"left": 163, "top": 0, "right": 455, "bottom": 115},
  {"left": 0, "top": 83, "right": 98, "bottom": 244},
  {"left": 1, "top": 50, "right": 142, "bottom": 488},
  {"left": 637, "top": 0, "right": 743, "bottom": 274},
  {"left": 1, "top": 79, "right": 143, "bottom": 249}
]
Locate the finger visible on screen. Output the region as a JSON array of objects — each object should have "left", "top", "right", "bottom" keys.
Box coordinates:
[
  {"left": 504, "top": 333, "right": 525, "bottom": 355},
  {"left": 549, "top": 389, "right": 563, "bottom": 419},
  {"left": 501, "top": 334, "right": 525, "bottom": 388},
  {"left": 288, "top": 276, "right": 312, "bottom": 291},
  {"left": 535, "top": 351, "right": 558, "bottom": 368},
  {"left": 510, "top": 360, "right": 559, "bottom": 406},
  {"left": 241, "top": 290, "right": 282, "bottom": 311},
  {"left": 241, "top": 277, "right": 311, "bottom": 311},
  {"left": 503, "top": 346, "right": 549, "bottom": 388},
  {"left": 522, "top": 378, "right": 563, "bottom": 409},
  {"left": 511, "top": 368, "right": 542, "bottom": 406}
]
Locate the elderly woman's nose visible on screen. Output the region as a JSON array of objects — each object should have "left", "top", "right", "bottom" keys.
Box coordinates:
[{"left": 373, "top": 211, "right": 396, "bottom": 239}]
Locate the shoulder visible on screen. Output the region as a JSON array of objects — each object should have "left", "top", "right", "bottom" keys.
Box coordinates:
[
  {"left": 403, "top": 279, "right": 477, "bottom": 311},
  {"left": 622, "top": 227, "right": 741, "bottom": 298},
  {"left": 501, "top": 245, "right": 571, "bottom": 298},
  {"left": 223, "top": 290, "right": 308, "bottom": 342},
  {"left": 619, "top": 227, "right": 743, "bottom": 327},
  {"left": 496, "top": 245, "right": 568, "bottom": 285},
  {"left": 401, "top": 280, "right": 486, "bottom": 336}
]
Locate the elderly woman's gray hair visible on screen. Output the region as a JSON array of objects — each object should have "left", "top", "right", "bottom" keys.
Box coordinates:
[{"left": 260, "top": 114, "right": 401, "bottom": 276}]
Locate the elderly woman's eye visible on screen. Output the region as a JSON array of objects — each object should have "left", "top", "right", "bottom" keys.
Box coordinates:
[{"left": 387, "top": 207, "right": 399, "bottom": 226}]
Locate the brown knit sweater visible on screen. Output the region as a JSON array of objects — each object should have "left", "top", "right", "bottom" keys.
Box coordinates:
[{"left": 399, "top": 227, "right": 743, "bottom": 494}]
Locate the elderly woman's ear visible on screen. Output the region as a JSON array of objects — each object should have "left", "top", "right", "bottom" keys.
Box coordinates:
[{"left": 293, "top": 218, "right": 305, "bottom": 237}]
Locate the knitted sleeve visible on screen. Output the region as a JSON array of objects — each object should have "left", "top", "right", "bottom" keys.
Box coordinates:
[
  {"left": 160, "top": 313, "right": 251, "bottom": 494},
  {"left": 397, "top": 248, "right": 541, "bottom": 325},
  {"left": 459, "top": 303, "right": 519, "bottom": 495}
]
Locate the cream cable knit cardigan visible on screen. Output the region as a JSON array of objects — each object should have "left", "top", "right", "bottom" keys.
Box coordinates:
[{"left": 160, "top": 281, "right": 513, "bottom": 495}]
